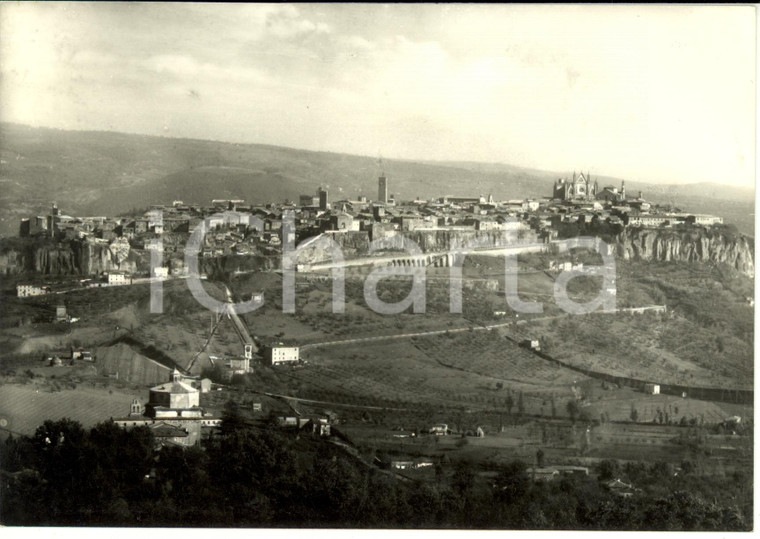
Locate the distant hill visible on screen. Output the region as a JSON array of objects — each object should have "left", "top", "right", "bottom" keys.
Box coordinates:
[{"left": 0, "top": 122, "right": 753, "bottom": 236}]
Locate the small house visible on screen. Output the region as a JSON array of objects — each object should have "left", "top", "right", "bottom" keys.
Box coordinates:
[
  {"left": 71, "top": 349, "right": 93, "bottom": 362},
  {"left": 644, "top": 383, "right": 660, "bottom": 395},
  {"left": 430, "top": 423, "right": 450, "bottom": 436},
  {"left": 55, "top": 305, "right": 68, "bottom": 323},
  {"left": 604, "top": 478, "right": 639, "bottom": 498},
  {"left": 526, "top": 467, "right": 560, "bottom": 482}
]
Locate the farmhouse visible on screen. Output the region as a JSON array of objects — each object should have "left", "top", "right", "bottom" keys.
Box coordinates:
[
  {"left": 71, "top": 349, "right": 93, "bottom": 362},
  {"left": 430, "top": 423, "right": 450, "bottom": 436},
  {"left": 604, "top": 478, "right": 639, "bottom": 498},
  {"left": 527, "top": 465, "right": 589, "bottom": 482},
  {"left": 553, "top": 465, "right": 589, "bottom": 476},
  {"left": 644, "top": 383, "right": 660, "bottom": 395},
  {"left": 527, "top": 467, "right": 560, "bottom": 482}
]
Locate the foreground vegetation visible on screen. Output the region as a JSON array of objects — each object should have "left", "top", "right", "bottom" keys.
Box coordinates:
[{"left": 0, "top": 414, "right": 751, "bottom": 529}]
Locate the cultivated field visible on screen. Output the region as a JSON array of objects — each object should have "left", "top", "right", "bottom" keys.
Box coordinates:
[{"left": 0, "top": 383, "right": 141, "bottom": 438}]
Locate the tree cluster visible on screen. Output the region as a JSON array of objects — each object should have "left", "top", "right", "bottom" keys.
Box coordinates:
[{"left": 0, "top": 416, "right": 752, "bottom": 529}]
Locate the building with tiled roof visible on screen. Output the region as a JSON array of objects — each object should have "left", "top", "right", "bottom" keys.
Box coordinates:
[{"left": 114, "top": 368, "right": 220, "bottom": 447}]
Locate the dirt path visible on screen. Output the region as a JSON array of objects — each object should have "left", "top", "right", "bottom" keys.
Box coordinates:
[{"left": 300, "top": 306, "right": 667, "bottom": 350}]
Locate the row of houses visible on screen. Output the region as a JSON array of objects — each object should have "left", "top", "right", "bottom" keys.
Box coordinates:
[{"left": 16, "top": 271, "right": 135, "bottom": 297}]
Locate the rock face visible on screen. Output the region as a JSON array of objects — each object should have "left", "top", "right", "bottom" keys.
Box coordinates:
[
  {"left": 0, "top": 237, "right": 145, "bottom": 276},
  {"left": 616, "top": 228, "right": 755, "bottom": 276},
  {"left": 201, "top": 254, "right": 280, "bottom": 278},
  {"left": 291, "top": 231, "right": 371, "bottom": 266},
  {"left": 395, "top": 229, "right": 536, "bottom": 252},
  {"left": 292, "top": 228, "right": 539, "bottom": 266}
]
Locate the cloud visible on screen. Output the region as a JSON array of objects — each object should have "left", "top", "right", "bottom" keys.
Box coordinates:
[
  {"left": 260, "top": 4, "right": 331, "bottom": 39},
  {"left": 0, "top": 4, "right": 753, "bottom": 187},
  {"left": 140, "top": 54, "right": 272, "bottom": 86}
]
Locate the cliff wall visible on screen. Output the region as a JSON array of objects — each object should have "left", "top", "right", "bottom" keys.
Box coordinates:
[
  {"left": 292, "top": 228, "right": 538, "bottom": 265},
  {"left": 615, "top": 227, "right": 754, "bottom": 276},
  {"left": 0, "top": 237, "right": 146, "bottom": 276}
]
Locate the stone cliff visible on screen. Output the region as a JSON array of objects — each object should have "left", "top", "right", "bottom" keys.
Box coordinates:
[
  {"left": 0, "top": 237, "right": 146, "bottom": 276},
  {"left": 291, "top": 231, "right": 371, "bottom": 265},
  {"left": 393, "top": 229, "right": 536, "bottom": 252},
  {"left": 615, "top": 227, "right": 754, "bottom": 276},
  {"left": 292, "top": 228, "right": 538, "bottom": 266},
  {"left": 201, "top": 254, "right": 280, "bottom": 279}
]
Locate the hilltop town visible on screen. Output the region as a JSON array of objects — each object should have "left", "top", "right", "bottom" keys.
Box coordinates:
[
  {"left": 8, "top": 170, "right": 736, "bottom": 294},
  {"left": 0, "top": 163, "right": 753, "bottom": 528}
]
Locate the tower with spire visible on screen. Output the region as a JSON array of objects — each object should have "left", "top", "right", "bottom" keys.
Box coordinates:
[{"left": 377, "top": 157, "right": 388, "bottom": 204}]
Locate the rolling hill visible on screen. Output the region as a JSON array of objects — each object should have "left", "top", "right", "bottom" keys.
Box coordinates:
[{"left": 0, "top": 122, "right": 753, "bottom": 236}]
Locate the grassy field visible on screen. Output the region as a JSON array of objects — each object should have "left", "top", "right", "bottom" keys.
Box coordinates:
[
  {"left": 0, "top": 383, "right": 141, "bottom": 438},
  {"left": 583, "top": 385, "right": 745, "bottom": 424}
]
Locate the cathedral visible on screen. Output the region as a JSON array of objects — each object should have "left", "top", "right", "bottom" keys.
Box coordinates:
[{"left": 552, "top": 171, "right": 598, "bottom": 201}]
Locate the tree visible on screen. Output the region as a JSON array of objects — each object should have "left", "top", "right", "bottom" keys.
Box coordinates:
[
  {"left": 220, "top": 400, "right": 246, "bottom": 434},
  {"left": 517, "top": 391, "right": 525, "bottom": 414},
  {"left": 630, "top": 405, "right": 639, "bottom": 423},
  {"left": 506, "top": 394, "right": 514, "bottom": 415},
  {"left": 550, "top": 394, "right": 557, "bottom": 418},
  {"left": 451, "top": 461, "right": 475, "bottom": 495},
  {"left": 536, "top": 449, "right": 545, "bottom": 468},
  {"left": 566, "top": 400, "right": 580, "bottom": 423},
  {"left": 598, "top": 459, "right": 619, "bottom": 481},
  {"left": 494, "top": 460, "right": 529, "bottom": 504}
]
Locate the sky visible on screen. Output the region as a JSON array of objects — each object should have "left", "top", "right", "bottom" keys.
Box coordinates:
[{"left": 0, "top": 3, "right": 756, "bottom": 188}]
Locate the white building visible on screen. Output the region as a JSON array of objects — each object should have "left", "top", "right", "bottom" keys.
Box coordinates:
[
  {"left": 17, "top": 284, "right": 50, "bottom": 297},
  {"left": 148, "top": 369, "right": 200, "bottom": 414},
  {"left": 644, "top": 383, "right": 660, "bottom": 395},
  {"left": 107, "top": 272, "right": 132, "bottom": 286},
  {"left": 521, "top": 200, "right": 540, "bottom": 212},
  {"left": 152, "top": 266, "right": 169, "bottom": 279},
  {"left": 692, "top": 214, "right": 724, "bottom": 226},
  {"left": 265, "top": 345, "right": 300, "bottom": 366},
  {"left": 113, "top": 370, "right": 221, "bottom": 447},
  {"left": 430, "top": 423, "right": 449, "bottom": 435}
]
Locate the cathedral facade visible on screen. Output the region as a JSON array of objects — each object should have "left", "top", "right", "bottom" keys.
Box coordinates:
[{"left": 553, "top": 172, "right": 598, "bottom": 201}]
